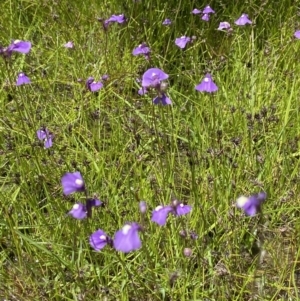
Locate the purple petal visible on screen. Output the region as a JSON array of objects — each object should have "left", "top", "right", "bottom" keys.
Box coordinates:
[
  {"left": 151, "top": 205, "right": 173, "bottom": 226},
  {"left": 90, "top": 229, "right": 110, "bottom": 251},
  {"left": 132, "top": 43, "right": 150, "bottom": 56},
  {"left": 175, "top": 36, "right": 191, "bottom": 49},
  {"left": 61, "top": 171, "right": 85, "bottom": 195},
  {"left": 10, "top": 40, "right": 31, "bottom": 54},
  {"left": 113, "top": 223, "right": 141, "bottom": 253},
  {"left": 175, "top": 204, "right": 192, "bottom": 216},
  {"left": 294, "top": 31, "right": 300, "bottom": 39},
  {"left": 162, "top": 18, "right": 172, "bottom": 25},
  {"left": 192, "top": 8, "right": 202, "bottom": 14},
  {"left": 195, "top": 73, "right": 218, "bottom": 93},
  {"left": 16, "top": 72, "right": 31, "bottom": 86},
  {"left": 201, "top": 14, "right": 210, "bottom": 22},
  {"left": 236, "top": 193, "right": 266, "bottom": 216},
  {"left": 139, "top": 201, "right": 147, "bottom": 213},
  {"left": 68, "top": 203, "right": 87, "bottom": 219},
  {"left": 64, "top": 41, "right": 74, "bottom": 48},
  {"left": 37, "top": 129, "right": 47, "bottom": 140},
  {"left": 218, "top": 22, "right": 231, "bottom": 30},
  {"left": 153, "top": 94, "right": 172, "bottom": 105},
  {"left": 235, "top": 14, "right": 252, "bottom": 26},
  {"left": 202, "top": 5, "right": 215, "bottom": 14},
  {"left": 138, "top": 87, "right": 148, "bottom": 95},
  {"left": 44, "top": 136, "right": 53, "bottom": 148},
  {"left": 142, "top": 68, "right": 169, "bottom": 88}
]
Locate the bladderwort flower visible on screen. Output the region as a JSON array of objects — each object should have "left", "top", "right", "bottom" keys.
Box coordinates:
[
  {"left": 64, "top": 41, "right": 74, "bottom": 48},
  {"left": 202, "top": 14, "right": 210, "bottom": 22},
  {"left": 69, "top": 199, "right": 102, "bottom": 220},
  {"left": 102, "top": 74, "right": 109, "bottom": 81},
  {"left": 86, "top": 77, "right": 103, "bottom": 92},
  {"left": 175, "top": 36, "right": 191, "bottom": 49},
  {"left": 104, "top": 14, "right": 126, "bottom": 27},
  {"left": 0, "top": 40, "right": 31, "bottom": 57},
  {"left": 218, "top": 22, "right": 231, "bottom": 31},
  {"left": 202, "top": 5, "right": 215, "bottom": 14},
  {"left": 132, "top": 43, "right": 151, "bottom": 60},
  {"left": 294, "top": 31, "right": 300, "bottom": 39},
  {"left": 139, "top": 201, "right": 147, "bottom": 213},
  {"left": 90, "top": 229, "right": 113, "bottom": 251},
  {"left": 61, "top": 171, "right": 85, "bottom": 195},
  {"left": 195, "top": 73, "right": 218, "bottom": 93},
  {"left": 151, "top": 199, "right": 192, "bottom": 226},
  {"left": 162, "top": 18, "right": 172, "bottom": 25},
  {"left": 141, "top": 68, "right": 172, "bottom": 105},
  {"left": 113, "top": 222, "right": 142, "bottom": 253},
  {"left": 236, "top": 192, "right": 266, "bottom": 216},
  {"left": 191, "top": 8, "right": 202, "bottom": 14},
  {"left": 36, "top": 128, "right": 53, "bottom": 148},
  {"left": 235, "top": 14, "right": 252, "bottom": 26},
  {"left": 16, "top": 72, "right": 31, "bottom": 86}
]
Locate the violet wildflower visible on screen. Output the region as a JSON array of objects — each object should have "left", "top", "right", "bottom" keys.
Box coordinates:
[
  {"left": 90, "top": 229, "right": 112, "bottom": 251},
  {"left": 139, "top": 201, "right": 147, "bottom": 213},
  {"left": 86, "top": 77, "right": 103, "bottom": 92},
  {"left": 102, "top": 74, "right": 109, "bottom": 81},
  {"left": 16, "top": 72, "right": 31, "bottom": 86},
  {"left": 61, "top": 171, "right": 85, "bottom": 195},
  {"left": 236, "top": 192, "right": 266, "bottom": 216},
  {"left": 64, "top": 41, "right": 74, "bottom": 48},
  {"left": 202, "top": 14, "right": 210, "bottom": 22},
  {"left": 113, "top": 223, "right": 142, "bottom": 253},
  {"left": 132, "top": 43, "right": 151, "bottom": 59},
  {"left": 37, "top": 128, "right": 53, "bottom": 148},
  {"left": 162, "top": 18, "right": 172, "bottom": 25},
  {"left": 218, "top": 22, "right": 231, "bottom": 31},
  {"left": 191, "top": 8, "right": 202, "bottom": 14},
  {"left": 68, "top": 203, "right": 87, "bottom": 220},
  {"left": 151, "top": 200, "right": 192, "bottom": 226},
  {"left": 153, "top": 94, "right": 172, "bottom": 105},
  {"left": 195, "top": 73, "right": 218, "bottom": 93},
  {"left": 175, "top": 36, "right": 191, "bottom": 49},
  {"left": 202, "top": 5, "right": 215, "bottom": 14},
  {"left": 105, "top": 14, "right": 126, "bottom": 27},
  {"left": 1, "top": 40, "right": 31, "bottom": 57},
  {"left": 294, "top": 31, "right": 300, "bottom": 39},
  {"left": 235, "top": 14, "right": 252, "bottom": 26},
  {"left": 142, "top": 68, "right": 168, "bottom": 89}
]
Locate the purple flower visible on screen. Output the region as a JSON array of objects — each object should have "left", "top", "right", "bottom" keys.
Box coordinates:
[
  {"left": 86, "top": 77, "right": 103, "bottom": 92},
  {"left": 61, "top": 171, "right": 85, "bottom": 195},
  {"left": 68, "top": 199, "right": 102, "bottom": 220},
  {"left": 102, "top": 74, "right": 109, "bottom": 81},
  {"left": 7, "top": 40, "right": 31, "bottom": 55},
  {"left": 294, "top": 31, "right": 300, "bottom": 39},
  {"left": 138, "top": 87, "right": 148, "bottom": 95},
  {"left": 202, "top": 14, "right": 210, "bottom": 22},
  {"left": 218, "top": 22, "right": 231, "bottom": 31},
  {"left": 192, "top": 8, "right": 202, "bottom": 14},
  {"left": 132, "top": 43, "right": 150, "bottom": 59},
  {"left": 36, "top": 128, "right": 53, "bottom": 148},
  {"left": 236, "top": 192, "right": 266, "bottom": 216},
  {"left": 162, "top": 18, "right": 172, "bottom": 25},
  {"left": 153, "top": 93, "right": 172, "bottom": 105},
  {"left": 151, "top": 201, "right": 192, "bottom": 226},
  {"left": 195, "top": 73, "right": 218, "bottom": 93},
  {"left": 175, "top": 36, "right": 191, "bottom": 49},
  {"left": 105, "top": 14, "right": 126, "bottom": 27},
  {"left": 113, "top": 223, "right": 142, "bottom": 253},
  {"left": 202, "top": 5, "right": 215, "bottom": 14},
  {"left": 16, "top": 72, "right": 31, "bottom": 86},
  {"left": 64, "top": 41, "right": 74, "bottom": 48},
  {"left": 141, "top": 68, "right": 168, "bottom": 89},
  {"left": 90, "top": 229, "right": 112, "bottom": 251},
  {"left": 139, "top": 201, "right": 147, "bottom": 213},
  {"left": 235, "top": 14, "right": 252, "bottom": 26}
]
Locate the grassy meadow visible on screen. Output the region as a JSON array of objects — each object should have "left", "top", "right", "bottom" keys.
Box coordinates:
[{"left": 1, "top": 0, "right": 300, "bottom": 300}]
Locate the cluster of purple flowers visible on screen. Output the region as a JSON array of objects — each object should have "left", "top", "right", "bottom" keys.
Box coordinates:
[
  {"left": 236, "top": 192, "right": 266, "bottom": 216},
  {"left": 192, "top": 5, "right": 215, "bottom": 22},
  {"left": 60, "top": 171, "right": 192, "bottom": 253}
]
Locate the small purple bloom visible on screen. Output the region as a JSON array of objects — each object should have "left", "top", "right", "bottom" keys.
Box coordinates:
[
  {"left": 105, "top": 14, "right": 126, "bottom": 26},
  {"left": 132, "top": 43, "right": 151, "bottom": 59},
  {"left": 218, "top": 22, "right": 231, "bottom": 31},
  {"left": 294, "top": 31, "right": 300, "bottom": 39},
  {"left": 16, "top": 72, "right": 31, "bottom": 86},
  {"left": 36, "top": 128, "right": 53, "bottom": 148},
  {"left": 86, "top": 77, "right": 103, "bottom": 92},
  {"left": 201, "top": 14, "right": 210, "bottom": 22},
  {"left": 139, "top": 201, "right": 147, "bottom": 213},
  {"left": 101, "top": 74, "right": 109, "bottom": 81},
  {"left": 90, "top": 229, "right": 112, "bottom": 251},
  {"left": 138, "top": 87, "right": 148, "bottom": 95},
  {"left": 162, "top": 18, "right": 172, "bottom": 25},
  {"left": 195, "top": 73, "right": 218, "bottom": 93},
  {"left": 113, "top": 223, "right": 142, "bottom": 253},
  {"left": 202, "top": 5, "right": 215, "bottom": 14},
  {"left": 192, "top": 8, "right": 202, "bottom": 14},
  {"left": 236, "top": 192, "right": 266, "bottom": 216},
  {"left": 142, "top": 68, "right": 168, "bottom": 89},
  {"left": 68, "top": 203, "right": 87, "bottom": 219},
  {"left": 61, "top": 171, "right": 85, "bottom": 195},
  {"left": 175, "top": 36, "right": 191, "bottom": 49},
  {"left": 153, "top": 93, "right": 172, "bottom": 105},
  {"left": 7, "top": 40, "right": 31, "bottom": 55},
  {"left": 151, "top": 201, "right": 191, "bottom": 226},
  {"left": 235, "top": 14, "right": 252, "bottom": 26},
  {"left": 64, "top": 41, "right": 74, "bottom": 48}
]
